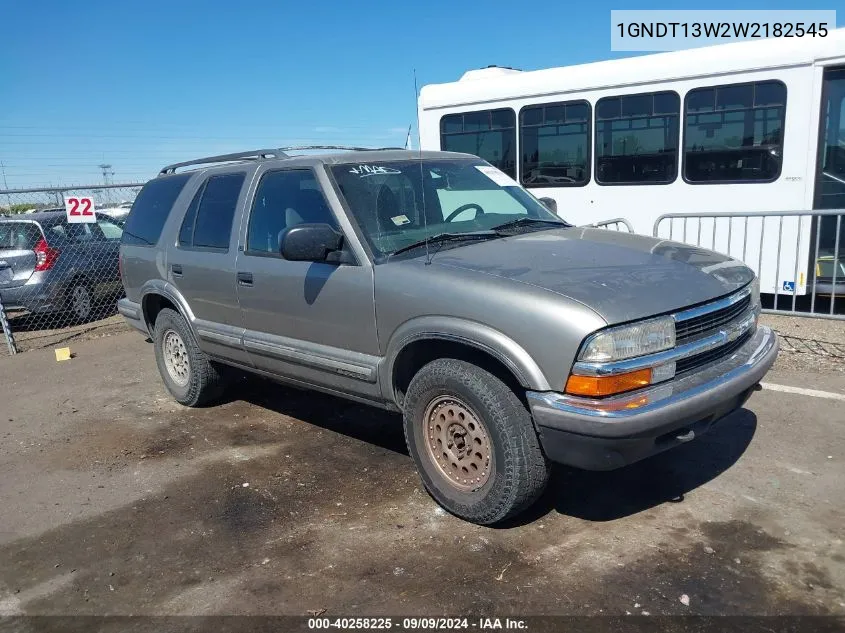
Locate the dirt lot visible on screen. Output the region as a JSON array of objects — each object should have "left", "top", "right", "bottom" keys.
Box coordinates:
[{"left": 0, "top": 331, "right": 843, "bottom": 617}]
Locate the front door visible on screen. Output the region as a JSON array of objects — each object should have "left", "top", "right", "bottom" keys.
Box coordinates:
[{"left": 234, "top": 167, "right": 381, "bottom": 400}]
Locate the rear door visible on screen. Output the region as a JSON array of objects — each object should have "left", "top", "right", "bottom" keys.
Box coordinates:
[
  {"left": 0, "top": 221, "right": 41, "bottom": 290},
  {"left": 166, "top": 171, "right": 251, "bottom": 365}
]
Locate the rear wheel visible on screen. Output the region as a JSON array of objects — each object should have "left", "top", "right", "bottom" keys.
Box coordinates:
[
  {"left": 153, "top": 308, "right": 225, "bottom": 407},
  {"left": 403, "top": 359, "right": 550, "bottom": 525},
  {"left": 66, "top": 281, "right": 93, "bottom": 323}
]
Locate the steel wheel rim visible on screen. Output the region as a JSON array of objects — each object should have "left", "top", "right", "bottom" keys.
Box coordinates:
[
  {"left": 162, "top": 329, "right": 190, "bottom": 387},
  {"left": 72, "top": 286, "right": 91, "bottom": 319},
  {"left": 423, "top": 396, "right": 492, "bottom": 492}
]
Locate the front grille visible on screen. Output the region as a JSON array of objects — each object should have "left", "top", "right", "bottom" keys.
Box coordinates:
[
  {"left": 675, "top": 330, "right": 752, "bottom": 375},
  {"left": 675, "top": 293, "right": 751, "bottom": 342}
]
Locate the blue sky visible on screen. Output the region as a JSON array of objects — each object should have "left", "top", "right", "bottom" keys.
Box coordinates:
[{"left": 0, "top": 0, "right": 841, "bottom": 188}]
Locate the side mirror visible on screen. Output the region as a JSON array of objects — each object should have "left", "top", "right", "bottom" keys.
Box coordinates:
[
  {"left": 539, "top": 197, "right": 558, "bottom": 214},
  {"left": 280, "top": 223, "right": 343, "bottom": 262}
]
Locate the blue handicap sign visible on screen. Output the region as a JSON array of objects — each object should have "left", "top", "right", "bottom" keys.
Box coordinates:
[{"left": 783, "top": 280, "right": 795, "bottom": 292}]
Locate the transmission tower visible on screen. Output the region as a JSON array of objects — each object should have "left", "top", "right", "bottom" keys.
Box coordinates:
[{"left": 98, "top": 163, "right": 114, "bottom": 187}]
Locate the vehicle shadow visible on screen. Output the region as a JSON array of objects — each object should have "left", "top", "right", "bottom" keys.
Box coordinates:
[
  {"left": 508, "top": 408, "right": 758, "bottom": 527},
  {"left": 233, "top": 375, "right": 409, "bottom": 456},
  {"left": 232, "top": 376, "right": 757, "bottom": 526}
]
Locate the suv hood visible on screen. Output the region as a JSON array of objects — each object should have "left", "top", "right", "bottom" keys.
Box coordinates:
[{"left": 433, "top": 227, "right": 754, "bottom": 324}]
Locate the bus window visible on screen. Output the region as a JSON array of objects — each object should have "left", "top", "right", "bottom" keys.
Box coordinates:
[
  {"left": 595, "top": 91, "right": 679, "bottom": 185},
  {"left": 520, "top": 101, "right": 590, "bottom": 187},
  {"left": 684, "top": 80, "right": 786, "bottom": 184},
  {"left": 440, "top": 109, "right": 516, "bottom": 178}
]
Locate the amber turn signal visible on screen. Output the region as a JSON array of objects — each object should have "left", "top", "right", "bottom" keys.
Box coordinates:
[{"left": 564, "top": 368, "right": 653, "bottom": 397}]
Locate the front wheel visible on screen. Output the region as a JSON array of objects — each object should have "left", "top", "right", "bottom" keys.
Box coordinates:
[{"left": 403, "top": 359, "right": 550, "bottom": 525}]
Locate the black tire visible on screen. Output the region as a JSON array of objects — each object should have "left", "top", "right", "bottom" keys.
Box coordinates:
[
  {"left": 152, "top": 308, "right": 226, "bottom": 407},
  {"left": 403, "top": 359, "right": 550, "bottom": 525},
  {"left": 65, "top": 279, "right": 94, "bottom": 324}
]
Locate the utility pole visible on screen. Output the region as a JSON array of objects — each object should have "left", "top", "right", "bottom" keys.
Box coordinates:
[
  {"left": 99, "top": 163, "right": 114, "bottom": 203},
  {"left": 0, "top": 161, "right": 10, "bottom": 212}
]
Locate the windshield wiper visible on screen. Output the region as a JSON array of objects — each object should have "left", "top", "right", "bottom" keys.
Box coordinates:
[
  {"left": 491, "top": 217, "right": 571, "bottom": 233},
  {"left": 389, "top": 231, "right": 500, "bottom": 257}
]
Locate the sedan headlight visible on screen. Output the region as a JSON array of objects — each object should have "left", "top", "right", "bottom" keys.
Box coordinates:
[{"left": 578, "top": 316, "right": 676, "bottom": 363}]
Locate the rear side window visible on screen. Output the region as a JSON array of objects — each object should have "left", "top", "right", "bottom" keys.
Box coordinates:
[
  {"left": 123, "top": 174, "right": 192, "bottom": 246},
  {"left": 181, "top": 173, "right": 245, "bottom": 251},
  {"left": 0, "top": 223, "right": 42, "bottom": 250},
  {"left": 97, "top": 218, "right": 124, "bottom": 240},
  {"left": 178, "top": 182, "right": 205, "bottom": 247},
  {"left": 47, "top": 221, "right": 99, "bottom": 243}
]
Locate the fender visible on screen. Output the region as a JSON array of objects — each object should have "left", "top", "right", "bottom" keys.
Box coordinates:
[
  {"left": 139, "top": 279, "right": 197, "bottom": 335},
  {"left": 381, "top": 316, "right": 552, "bottom": 402}
]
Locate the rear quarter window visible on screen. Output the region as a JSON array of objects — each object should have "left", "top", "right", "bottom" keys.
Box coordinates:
[
  {"left": 122, "top": 174, "right": 192, "bottom": 246},
  {"left": 0, "top": 222, "right": 42, "bottom": 251}
]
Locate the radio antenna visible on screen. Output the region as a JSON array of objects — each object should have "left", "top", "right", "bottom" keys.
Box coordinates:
[{"left": 414, "top": 69, "right": 431, "bottom": 265}]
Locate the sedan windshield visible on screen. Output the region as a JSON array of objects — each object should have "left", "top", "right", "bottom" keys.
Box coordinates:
[{"left": 330, "top": 159, "right": 567, "bottom": 259}]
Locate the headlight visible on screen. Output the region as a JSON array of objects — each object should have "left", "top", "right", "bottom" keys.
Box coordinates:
[
  {"left": 750, "top": 277, "right": 761, "bottom": 308},
  {"left": 578, "top": 316, "right": 676, "bottom": 363}
]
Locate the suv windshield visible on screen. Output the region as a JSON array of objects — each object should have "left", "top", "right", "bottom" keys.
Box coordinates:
[{"left": 330, "top": 159, "right": 566, "bottom": 259}]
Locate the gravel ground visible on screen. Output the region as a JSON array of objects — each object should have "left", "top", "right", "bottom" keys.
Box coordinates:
[
  {"left": 0, "top": 314, "right": 129, "bottom": 357},
  {"left": 0, "top": 332, "right": 843, "bottom": 617},
  {"left": 760, "top": 314, "right": 845, "bottom": 375}
]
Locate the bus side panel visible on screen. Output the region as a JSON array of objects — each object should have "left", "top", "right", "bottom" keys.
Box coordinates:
[{"left": 421, "top": 64, "right": 819, "bottom": 296}]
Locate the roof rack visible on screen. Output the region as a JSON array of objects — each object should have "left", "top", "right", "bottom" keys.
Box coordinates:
[
  {"left": 277, "top": 145, "right": 404, "bottom": 153},
  {"left": 159, "top": 148, "right": 288, "bottom": 175},
  {"left": 158, "top": 145, "right": 406, "bottom": 175}
]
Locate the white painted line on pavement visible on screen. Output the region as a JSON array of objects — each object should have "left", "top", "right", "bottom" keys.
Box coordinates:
[{"left": 760, "top": 382, "right": 845, "bottom": 402}]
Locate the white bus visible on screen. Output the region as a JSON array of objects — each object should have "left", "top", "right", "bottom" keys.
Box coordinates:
[{"left": 418, "top": 30, "right": 845, "bottom": 297}]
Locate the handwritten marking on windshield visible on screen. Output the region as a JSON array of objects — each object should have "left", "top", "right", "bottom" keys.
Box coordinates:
[{"left": 349, "top": 165, "right": 402, "bottom": 177}]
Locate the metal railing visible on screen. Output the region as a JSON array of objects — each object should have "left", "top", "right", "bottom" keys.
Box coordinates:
[
  {"left": 654, "top": 210, "right": 843, "bottom": 320},
  {"left": 588, "top": 218, "right": 635, "bottom": 232},
  {"left": 1, "top": 183, "right": 144, "bottom": 356}
]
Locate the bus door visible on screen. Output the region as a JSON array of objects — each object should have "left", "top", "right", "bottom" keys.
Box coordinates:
[{"left": 812, "top": 66, "right": 845, "bottom": 295}]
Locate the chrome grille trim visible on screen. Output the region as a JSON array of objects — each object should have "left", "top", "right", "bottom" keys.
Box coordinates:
[
  {"left": 673, "top": 287, "right": 751, "bottom": 325},
  {"left": 572, "top": 306, "right": 757, "bottom": 377}
]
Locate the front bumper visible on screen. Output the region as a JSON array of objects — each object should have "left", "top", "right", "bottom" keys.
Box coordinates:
[{"left": 527, "top": 325, "right": 779, "bottom": 470}]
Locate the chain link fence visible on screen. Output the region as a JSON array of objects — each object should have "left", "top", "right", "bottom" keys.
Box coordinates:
[
  {"left": 654, "top": 210, "right": 845, "bottom": 320},
  {"left": 0, "top": 183, "right": 144, "bottom": 356}
]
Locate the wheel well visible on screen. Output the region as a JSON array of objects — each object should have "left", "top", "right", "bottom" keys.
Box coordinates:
[
  {"left": 392, "top": 338, "right": 527, "bottom": 407},
  {"left": 142, "top": 293, "right": 178, "bottom": 332}
]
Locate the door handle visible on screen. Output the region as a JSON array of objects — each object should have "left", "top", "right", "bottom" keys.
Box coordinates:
[
  {"left": 237, "top": 271, "right": 253, "bottom": 286},
  {"left": 171, "top": 264, "right": 183, "bottom": 276}
]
